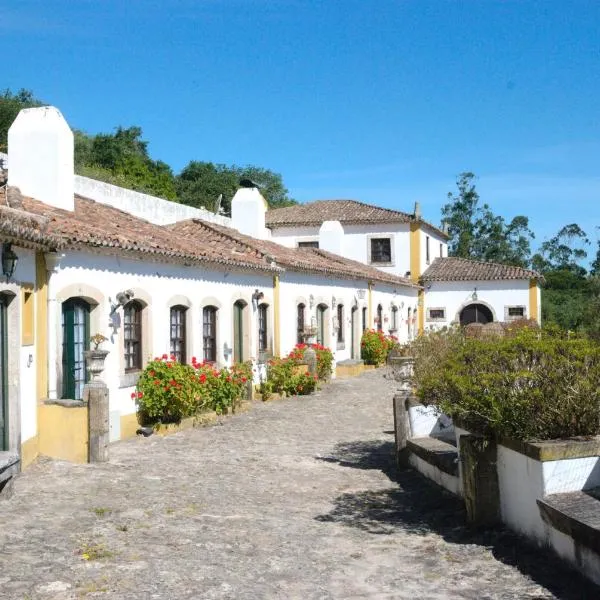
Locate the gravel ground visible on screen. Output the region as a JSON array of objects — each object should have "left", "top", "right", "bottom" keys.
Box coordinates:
[{"left": 0, "top": 369, "right": 598, "bottom": 599}]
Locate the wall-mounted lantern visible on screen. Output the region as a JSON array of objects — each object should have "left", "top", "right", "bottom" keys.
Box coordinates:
[{"left": 1, "top": 243, "right": 18, "bottom": 279}]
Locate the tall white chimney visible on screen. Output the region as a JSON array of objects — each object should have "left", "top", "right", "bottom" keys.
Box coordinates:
[
  {"left": 319, "top": 220, "right": 344, "bottom": 256},
  {"left": 8, "top": 106, "right": 74, "bottom": 211},
  {"left": 231, "top": 182, "right": 268, "bottom": 239}
]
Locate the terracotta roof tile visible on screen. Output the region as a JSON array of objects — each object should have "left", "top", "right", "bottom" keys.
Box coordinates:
[
  {"left": 266, "top": 199, "right": 448, "bottom": 238},
  {"left": 19, "top": 195, "right": 278, "bottom": 273},
  {"left": 169, "top": 219, "right": 419, "bottom": 288},
  {"left": 421, "top": 257, "right": 542, "bottom": 283}
]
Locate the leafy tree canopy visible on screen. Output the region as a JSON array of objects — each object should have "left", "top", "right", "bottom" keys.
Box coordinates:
[
  {"left": 442, "top": 172, "right": 534, "bottom": 268},
  {"left": 0, "top": 88, "right": 296, "bottom": 209}
]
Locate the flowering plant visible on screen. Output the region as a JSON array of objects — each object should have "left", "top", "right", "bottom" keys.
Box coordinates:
[
  {"left": 360, "top": 329, "right": 398, "bottom": 366},
  {"left": 287, "top": 343, "right": 334, "bottom": 380},
  {"left": 90, "top": 333, "right": 108, "bottom": 350}
]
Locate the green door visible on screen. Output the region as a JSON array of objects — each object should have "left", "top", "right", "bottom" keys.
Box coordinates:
[
  {"left": 0, "top": 297, "right": 7, "bottom": 451},
  {"left": 233, "top": 301, "right": 245, "bottom": 363},
  {"left": 62, "top": 299, "right": 90, "bottom": 400}
]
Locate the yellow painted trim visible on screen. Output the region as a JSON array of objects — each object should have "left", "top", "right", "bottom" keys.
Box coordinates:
[
  {"left": 38, "top": 404, "right": 88, "bottom": 463},
  {"left": 529, "top": 278, "right": 539, "bottom": 323},
  {"left": 368, "top": 282, "right": 373, "bottom": 327},
  {"left": 417, "top": 289, "right": 425, "bottom": 335},
  {"left": 273, "top": 274, "right": 280, "bottom": 357},
  {"left": 35, "top": 253, "right": 48, "bottom": 402},
  {"left": 21, "top": 283, "right": 35, "bottom": 346},
  {"left": 409, "top": 223, "right": 421, "bottom": 282},
  {"left": 20, "top": 435, "right": 39, "bottom": 469},
  {"left": 120, "top": 413, "right": 140, "bottom": 440}
]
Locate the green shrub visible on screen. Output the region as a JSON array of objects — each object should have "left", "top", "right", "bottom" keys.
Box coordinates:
[
  {"left": 360, "top": 329, "right": 396, "bottom": 365},
  {"left": 414, "top": 327, "right": 600, "bottom": 441},
  {"left": 288, "top": 343, "right": 334, "bottom": 380}
]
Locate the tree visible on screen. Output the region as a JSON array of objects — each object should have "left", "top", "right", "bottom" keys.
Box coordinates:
[
  {"left": 531, "top": 224, "right": 590, "bottom": 276},
  {"left": 0, "top": 88, "right": 44, "bottom": 153},
  {"left": 175, "top": 161, "right": 296, "bottom": 214},
  {"left": 442, "top": 172, "right": 534, "bottom": 267}
]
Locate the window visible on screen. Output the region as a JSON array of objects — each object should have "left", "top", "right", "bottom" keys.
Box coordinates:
[
  {"left": 426, "top": 236, "right": 430, "bottom": 264},
  {"left": 505, "top": 306, "right": 526, "bottom": 321},
  {"left": 124, "top": 300, "right": 143, "bottom": 372},
  {"left": 370, "top": 237, "right": 392, "bottom": 264},
  {"left": 362, "top": 307, "right": 367, "bottom": 332},
  {"left": 316, "top": 304, "right": 327, "bottom": 346},
  {"left": 376, "top": 304, "right": 383, "bottom": 331},
  {"left": 62, "top": 298, "right": 90, "bottom": 399},
  {"left": 336, "top": 304, "right": 344, "bottom": 344},
  {"left": 203, "top": 306, "right": 217, "bottom": 362},
  {"left": 427, "top": 308, "right": 446, "bottom": 321},
  {"left": 439, "top": 243, "right": 443, "bottom": 258},
  {"left": 298, "top": 241, "right": 319, "bottom": 248},
  {"left": 170, "top": 305, "right": 187, "bottom": 363},
  {"left": 297, "top": 303, "right": 305, "bottom": 344},
  {"left": 258, "top": 303, "right": 268, "bottom": 353},
  {"left": 391, "top": 306, "right": 398, "bottom": 330},
  {"left": 233, "top": 300, "right": 246, "bottom": 363}
]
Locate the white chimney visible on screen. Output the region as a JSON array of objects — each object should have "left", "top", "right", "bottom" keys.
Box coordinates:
[
  {"left": 8, "top": 106, "right": 74, "bottom": 211},
  {"left": 231, "top": 183, "right": 268, "bottom": 239},
  {"left": 319, "top": 220, "right": 344, "bottom": 256}
]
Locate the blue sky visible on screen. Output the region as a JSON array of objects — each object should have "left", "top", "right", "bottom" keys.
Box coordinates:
[{"left": 2, "top": 0, "right": 599, "bottom": 253}]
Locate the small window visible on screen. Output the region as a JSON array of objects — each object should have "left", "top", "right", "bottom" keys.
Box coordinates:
[
  {"left": 506, "top": 306, "right": 526, "bottom": 321},
  {"left": 370, "top": 238, "right": 392, "bottom": 264},
  {"left": 439, "top": 243, "right": 443, "bottom": 258},
  {"left": 361, "top": 306, "right": 367, "bottom": 332},
  {"left": 376, "top": 304, "right": 383, "bottom": 331},
  {"left": 391, "top": 306, "right": 398, "bottom": 330},
  {"left": 336, "top": 304, "right": 344, "bottom": 344},
  {"left": 258, "top": 303, "right": 268, "bottom": 353},
  {"left": 170, "top": 305, "right": 187, "bottom": 363},
  {"left": 426, "top": 236, "right": 430, "bottom": 264},
  {"left": 124, "top": 300, "right": 143, "bottom": 372},
  {"left": 297, "top": 303, "right": 305, "bottom": 344},
  {"left": 427, "top": 308, "right": 446, "bottom": 321},
  {"left": 298, "top": 241, "right": 319, "bottom": 248},
  {"left": 203, "top": 306, "right": 218, "bottom": 362}
]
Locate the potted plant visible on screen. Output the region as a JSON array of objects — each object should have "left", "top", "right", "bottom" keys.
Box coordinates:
[{"left": 84, "top": 333, "right": 110, "bottom": 382}]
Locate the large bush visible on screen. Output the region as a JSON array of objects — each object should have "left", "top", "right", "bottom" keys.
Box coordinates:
[
  {"left": 413, "top": 328, "right": 600, "bottom": 441},
  {"left": 288, "top": 343, "right": 334, "bottom": 380}
]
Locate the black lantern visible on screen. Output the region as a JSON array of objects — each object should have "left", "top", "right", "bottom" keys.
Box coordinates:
[{"left": 2, "top": 243, "right": 18, "bottom": 279}]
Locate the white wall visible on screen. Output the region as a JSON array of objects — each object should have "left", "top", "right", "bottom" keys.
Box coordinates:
[
  {"left": 420, "top": 228, "right": 447, "bottom": 276},
  {"left": 74, "top": 175, "right": 232, "bottom": 227},
  {"left": 370, "top": 283, "right": 419, "bottom": 343},
  {"left": 50, "top": 251, "right": 274, "bottom": 439},
  {"left": 423, "top": 279, "right": 531, "bottom": 330}
]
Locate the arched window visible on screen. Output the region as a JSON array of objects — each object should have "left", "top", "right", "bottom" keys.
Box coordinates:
[
  {"left": 124, "top": 300, "right": 143, "bottom": 372},
  {"left": 391, "top": 305, "right": 398, "bottom": 331},
  {"left": 258, "top": 303, "right": 268, "bottom": 353},
  {"left": 407, "top": 307, "right": 412, "bottom": 339},
  {"left": 377, "top": 304, "right": 383, "bottom": 332},
  {"left": 62, "top": 298, "right": 90, "bottom": 399},
  {"left": 362, "top": 306, "right": 367, "bottom": 332},
  {"left": 233, "top": 300, "right": 246, "bottom": 363},
  {"left": 336, "top": 304, "right": 344, "bottom": 344},
  {"left": 203, "top": 306, "right": 218, "bottom": 363},
  {"left": 170, "top": 305, "right": 187, "bottom": 363},
  {"left": 297, "top": 303, "right": 305, "bottom": 344}
]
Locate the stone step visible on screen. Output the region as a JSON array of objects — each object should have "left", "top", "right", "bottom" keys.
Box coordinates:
[
  {"left": 537, "top": 489, "right": 600, "bottom": 555},
  {"left": 406, "top": 436, "right": 459, "bottom": 476}
]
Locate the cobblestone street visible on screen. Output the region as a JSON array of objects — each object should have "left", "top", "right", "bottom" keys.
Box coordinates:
[{"left": 1, "top": 370, "right": 597, "bottom": 599}]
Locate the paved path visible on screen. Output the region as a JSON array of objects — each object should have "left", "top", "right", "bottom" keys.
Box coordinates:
[{"left": 1, "top": 370, "right": 598, "bottom": 599}]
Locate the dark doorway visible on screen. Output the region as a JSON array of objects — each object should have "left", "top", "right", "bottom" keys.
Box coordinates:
[{"left": 459, "top": 303, "right": 493, "bottom": 326}]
